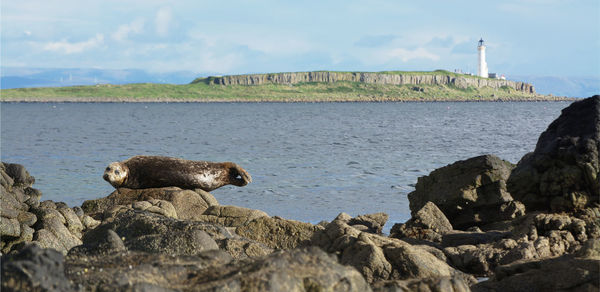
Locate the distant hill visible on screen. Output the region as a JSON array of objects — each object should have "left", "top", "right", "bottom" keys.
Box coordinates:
[
  {"left": 0, "top": 67, "right": 210, "bottom": 89},
  {"left": 510, "top": 75, "right": 599, "bottom": 98}
]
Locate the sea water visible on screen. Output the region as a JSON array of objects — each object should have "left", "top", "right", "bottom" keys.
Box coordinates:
[{"left": 0, "top": 101, "right": 570, "bottom": 228}]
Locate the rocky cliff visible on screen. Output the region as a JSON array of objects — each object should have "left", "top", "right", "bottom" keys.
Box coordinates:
[{"left": 193, "top": 71, "right": 536, "bottom": 94}]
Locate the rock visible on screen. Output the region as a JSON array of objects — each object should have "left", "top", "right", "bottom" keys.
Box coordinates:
[
  {"left": 372, "top": 276, "right": 472, "bottom": 292},
  {"left": 196, "top": 205, "right": 269, "bottom": 227},
  {"left": 81, "top": 215, "right": 100, "bottom": 229},
  {"left": 340, "top": 233, "right": 393, "bottom": 284},
  {"left": 132, "top": 199, "right": 178, "bottom": 219},
  {"left": 408, "top": 155, "right": 520, "bottom": 229},
  {"left": 349, "top": 212, "right": 389, "bottom": 234},
  {"left": 442, "top": 230, "right": 511, "bottom": 247},
  {"left": 57, "top": 205, "right": 84, "bottom": 238},
  {"left": 508, "top": 96, "right": 600, "bottom": 212},
  {"left": 69, "top": 228, "right": 127, "bottom": 256},
  {"left": 2, "top": 162, "right": 35, "bottom": 187},
  {"left": 31, "top": 207, "right": 82, "bottom": 254},
  {"left": 81, "top": 187, "right": 218, "bottom": 220},
  {"left": 65, "top": 249, "right": 233, "bottom": 291},
  {"left": 199, "top": 71, "right": 535, "bottom": 94},
  {"left": 1, "top": 244, "right": 75, "bottom": 292},
  {"left": 1, "top": 217, "right": 21, "bottom": 237},
  {"left": 220, "top": 237, "right": 274, "bottom": 259},
  {"left": 314, "top": 213, "right": 476, "bottom": 285},
  {"left": 391, "top": 202, "right": 453, "bottom": 243},
  {"left": 235, "top": 216, "right": 324, "bottom": 249},
  {"left": 82, "top": 209, "right": 222, "bottom": 256},
  {"left": 65, "top": 246, "right": 371, "bottom": 292},
  {"left": 472, "top": 238, "right": 600, "bottom": 292}
]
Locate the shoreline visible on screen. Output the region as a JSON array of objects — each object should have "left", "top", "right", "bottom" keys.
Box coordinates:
[{"left": 0, "top": 96, "right": 576, "bottom": 103}]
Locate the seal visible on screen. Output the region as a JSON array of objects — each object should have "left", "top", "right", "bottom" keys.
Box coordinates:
[{"left": 103, "top": 155, "right": 252, "bottom": 191}]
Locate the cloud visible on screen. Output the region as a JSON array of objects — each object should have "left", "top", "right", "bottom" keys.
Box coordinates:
[
  {"left": 112, "top": 19, "right": 145, "bottom": 41},
  {"left": 427, "top": 36, "right": 454, "bottom": 48},
  {"left": 155, "top": 7, "right": 172, "bottom": 37},
  {"left": 386, "top": 47, "right": 439, "bottom": 62},
  {"left": 43, "top": 34, "right": 104, "bottom": 54},
  {"left": 354, "top": 34, "right": 398, "bottom": 48}
]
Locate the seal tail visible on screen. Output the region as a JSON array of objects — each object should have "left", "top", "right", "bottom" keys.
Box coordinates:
[{"left": 229, "top": 163, "right": 252, "bottom": 186}]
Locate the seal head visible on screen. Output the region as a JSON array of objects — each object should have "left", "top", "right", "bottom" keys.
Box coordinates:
[{"left": 103, "top": 162, "right": 128, "bottom": 188}]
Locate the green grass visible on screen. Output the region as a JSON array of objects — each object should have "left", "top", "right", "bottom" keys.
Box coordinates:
[{"left": 0, "top": 71, "right": 566, "bottom": 102}]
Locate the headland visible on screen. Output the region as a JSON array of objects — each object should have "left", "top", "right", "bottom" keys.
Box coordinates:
[{"left": 0, "top": 70, "right": 573, "bottom": 102}]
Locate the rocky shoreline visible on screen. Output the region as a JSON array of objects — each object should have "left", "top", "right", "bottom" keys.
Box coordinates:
[{"left": 2, "top": 95, "right": 599, "bottom": 291}]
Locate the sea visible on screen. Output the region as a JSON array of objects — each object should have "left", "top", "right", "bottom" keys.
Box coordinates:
[{"left": 0, "top": 101, "right": 571, "bottom": 230}]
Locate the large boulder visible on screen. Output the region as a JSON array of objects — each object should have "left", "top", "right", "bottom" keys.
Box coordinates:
[
  {"left": 79, "top": 207, "right": 273, "bottom": 259},
  {"left": 508, "top": 95, "right": 600, "bottom": 211},
  {"left": 81, "top": 187, "right": 218, "bottom": 220},
  {"left": 408, "top": 155, "right": 522, "bottom": 229}
]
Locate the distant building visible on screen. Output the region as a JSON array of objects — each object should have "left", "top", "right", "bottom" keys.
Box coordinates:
[
  {"left": 477, "top": 38, "right": 489, "bottom": 78},
  {"left": 488, "top": 73, "right": 498, "bottom": 79}
]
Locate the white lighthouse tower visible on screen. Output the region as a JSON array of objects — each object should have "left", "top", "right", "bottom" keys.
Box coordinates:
[{"left": 477, "top": 38, "right": 488, "bottom": 78}]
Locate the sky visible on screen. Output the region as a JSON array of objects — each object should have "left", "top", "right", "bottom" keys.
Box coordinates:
[{"left": 2, "top": 0, "right": 599, "bottom": 79}]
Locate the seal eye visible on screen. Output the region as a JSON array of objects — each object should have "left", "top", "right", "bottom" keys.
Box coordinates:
[
  {"left": 115, "top": 170, "right": 120, "bottom": 175},
  {"left": 106, "top": 167, "right": 111, "bottom": 171}
]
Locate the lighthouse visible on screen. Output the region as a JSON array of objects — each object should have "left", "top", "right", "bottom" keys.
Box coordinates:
[{"left": 477, "top": 38, "right": 488, "bottom": 78}]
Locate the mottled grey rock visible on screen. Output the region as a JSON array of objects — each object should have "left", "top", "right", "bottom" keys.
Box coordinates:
[{"left": 508, "top": 96, "right": 600, "bottom": 212}]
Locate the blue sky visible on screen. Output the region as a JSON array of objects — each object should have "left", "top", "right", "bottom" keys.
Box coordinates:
[{"left": 2, "top": 0, "right": 599, "bottom": 78}]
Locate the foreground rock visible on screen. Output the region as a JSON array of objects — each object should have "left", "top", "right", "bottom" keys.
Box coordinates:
[
  {"left": 472, "top": 239, "right": 600, "bottom": 291},
  {"left": 1, "top": 244, "right": 75, "bottom": 292},
  {"left": 407, "top": 155, "right": 524, "bottom": 229},
  {"left": 508, "top": 95, "right": 600, "bottom": 211},
  {"left": 313, "top": 213, "right": 476, "bottom": 286},
  {"left": 1, "top": 162, "right": 98, "bottom": 255}
]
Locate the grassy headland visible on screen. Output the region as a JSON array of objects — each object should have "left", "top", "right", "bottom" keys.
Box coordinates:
[{"left": 0, "top": 70, "right": 570, "bottom": 102}]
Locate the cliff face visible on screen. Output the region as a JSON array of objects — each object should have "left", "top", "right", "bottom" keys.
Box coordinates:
[{"left": 194, "top": 71, "right": 535, "bottom": 94}]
